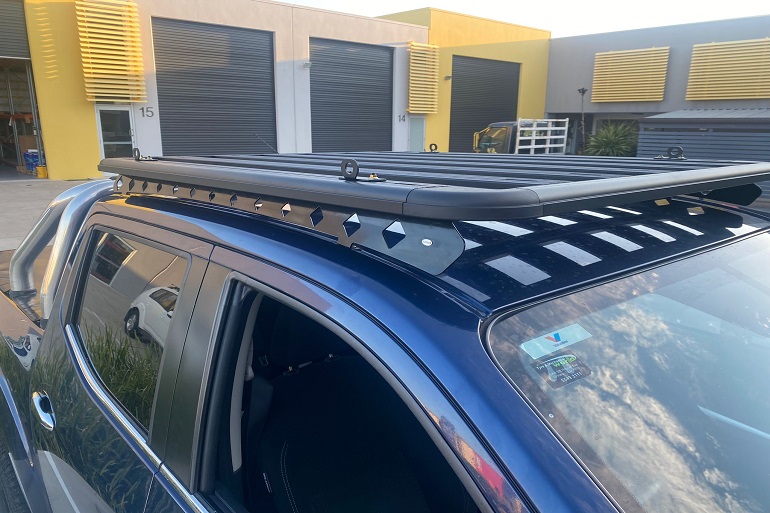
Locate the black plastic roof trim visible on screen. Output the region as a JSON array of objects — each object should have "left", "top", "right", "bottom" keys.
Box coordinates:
[{"left": 100, "top": 155, "right": 770, "bottom": 221}]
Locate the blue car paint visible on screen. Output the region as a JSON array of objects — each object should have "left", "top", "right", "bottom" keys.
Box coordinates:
[
  {"left": 5, "top": 189, "right": 770, "bottom": 512},
  {"left": 104, "top": 196, "right": 619, "bottom": 513}
]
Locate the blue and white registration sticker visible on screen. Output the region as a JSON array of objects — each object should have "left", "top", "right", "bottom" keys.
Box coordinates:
[{"left": 520, "top": 323, "right": 592, "bottom": 360}]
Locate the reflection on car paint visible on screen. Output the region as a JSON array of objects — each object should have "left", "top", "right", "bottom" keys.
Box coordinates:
[
  {"left": 31, "top": 333, "right": 154, "bottom": 513},
  {"left": 431, "top": 411, "right": 529, "bottom": 513},
  {"left": 3, "top": 333, "right": 40, "bottom": 371}
]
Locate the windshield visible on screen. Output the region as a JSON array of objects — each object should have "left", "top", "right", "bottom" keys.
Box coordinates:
[
  {"left": 488, "top": 232, "right": 770, "bottom": 513},
  {"left": 477, "top": 126, "right": 509, "bottom": 152},
  {"left": 150, "top": 288, "right": 178, "bottom": 312}
]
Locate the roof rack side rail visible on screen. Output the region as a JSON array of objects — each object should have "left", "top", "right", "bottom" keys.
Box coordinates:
[{"left": 101, "top": 157, "right": 770, "bottom": 221}]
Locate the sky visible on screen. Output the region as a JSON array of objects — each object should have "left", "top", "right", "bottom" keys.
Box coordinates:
[{"left": 284, "top": 0, "right": 769, "bottom": 37}]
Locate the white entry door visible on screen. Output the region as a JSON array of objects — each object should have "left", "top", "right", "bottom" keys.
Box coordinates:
[{"left": 96, "top": 105, "right": 136, "bottom": 158}]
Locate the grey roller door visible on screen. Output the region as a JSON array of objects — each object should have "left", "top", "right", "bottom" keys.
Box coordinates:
[
  {"left": 449, "top": 56, "right": 520, "bottom": 153},
  {"left": 152, "top": 18, "right": 277, "bottom": 155},
  {"left": 310, "top": 38, "right": 393, "bottom": 152},
  {"left": 638, "top": 122, "right": 770, "bottom": 161},
  {"left": 0, "top": 0, "right": 30, "bottom": 59}
]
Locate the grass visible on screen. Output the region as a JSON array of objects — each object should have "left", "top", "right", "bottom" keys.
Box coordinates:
[{"left": 83, "top": 326, "right": 162, "bottom": 429}]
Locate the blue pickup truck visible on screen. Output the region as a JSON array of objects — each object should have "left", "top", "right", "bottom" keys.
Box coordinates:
[{"left": 1, "top": 152, "right": 770, "bottom": 513}]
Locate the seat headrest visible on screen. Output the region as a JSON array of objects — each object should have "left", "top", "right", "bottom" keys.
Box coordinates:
[{"left": 268, "top": 306, "right": 349, "bottom": 369}]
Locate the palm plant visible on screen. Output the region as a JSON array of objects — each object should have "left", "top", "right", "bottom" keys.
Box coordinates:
[{"left": 584, "top": 122, "right": 638, "bottom": 157}]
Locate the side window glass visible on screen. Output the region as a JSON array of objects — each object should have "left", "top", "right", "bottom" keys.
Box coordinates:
[
  {"left": 203, "top": 284, "right": 480, "bottom": 513},
  {"left": 76, "top": 230, "right": 189, "bottom": 431}
]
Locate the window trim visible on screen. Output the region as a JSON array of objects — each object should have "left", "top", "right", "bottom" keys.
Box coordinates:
[
  {"left": 60, "top": 224, "right": 163, "bottom": 468},
  {"left": 54, "top": 210, "right": 213, "bottom": 492},
  {"left": 63, "top": 324, "right": 163, "bottom": 468},
  {"left": 69, "top": 225, "right": 192, "bottom": 437}
]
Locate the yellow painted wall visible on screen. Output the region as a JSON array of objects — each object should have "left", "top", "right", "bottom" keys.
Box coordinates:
[
  {"left": 24, "top": 0, "right": 102, "bottom": 180},
  {"left": 380, "top": 8, "right": 550, "bottom": 45},
  {"left": 379, "top": 8, "right": 432, "bottom": 28},
  {"left": 383, "top": 8, "right": 552, "bottom": 152},
  {"left": 427, "top": 39, "right": 551, "bottom": 152}
]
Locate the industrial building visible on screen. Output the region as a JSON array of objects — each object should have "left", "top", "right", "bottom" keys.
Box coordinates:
[
  {"left": 1, "top": 0, "right": 552, "bottom": 179},
  {"left": 545, "top": 17, "right": 770, "bottom": 158},
  {"left": 1, "top": 0, "right": 769, "bottom": 179}
]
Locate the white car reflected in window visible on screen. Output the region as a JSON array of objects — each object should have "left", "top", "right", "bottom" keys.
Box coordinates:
[{"left": 123, "top": 286, "right": 178, "bottom": 347}]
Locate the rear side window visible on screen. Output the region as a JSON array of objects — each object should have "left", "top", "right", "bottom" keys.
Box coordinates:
[{"left": 76, "top": 230, "right": 189, "bottom": 432}]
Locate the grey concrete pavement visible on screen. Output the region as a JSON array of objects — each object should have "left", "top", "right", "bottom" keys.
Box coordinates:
[{"left": 0, "top": 179, "right": 90, "bottom": 251}]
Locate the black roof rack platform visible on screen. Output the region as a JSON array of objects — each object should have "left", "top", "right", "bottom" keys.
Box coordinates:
[
  {"left": 102, "top": 153, "right": 770, "bottom": 221},
  {"left": 102, "top": 153, "right": 770, "bottom": 275}
]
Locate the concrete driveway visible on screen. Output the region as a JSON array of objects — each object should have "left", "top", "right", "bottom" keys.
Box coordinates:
[{"left": 0, "top": 179, "right": 90, "bottom": 251}]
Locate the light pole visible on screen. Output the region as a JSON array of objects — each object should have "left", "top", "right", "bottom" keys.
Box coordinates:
[{"left": 577, "top": 87, "right": 588, "bottom": 152}]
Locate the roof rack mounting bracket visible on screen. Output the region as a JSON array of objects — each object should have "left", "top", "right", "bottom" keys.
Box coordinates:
[
  {"left": 340, "top": 159, "right": 385, "bottom": 183},
  {"left": 701, "top": 183, "right": 762, "bottom": 206},
  {"left": 341, "top": 159, "right": 359, "bottom": 181},
  {"left": 113, "top": 176, "right": 462, "bottom": 274},
  {"left": 132, "top": 147, "right": 157, "bottom": 162}
]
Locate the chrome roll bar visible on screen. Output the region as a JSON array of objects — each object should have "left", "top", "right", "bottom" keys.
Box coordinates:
[{"left": 10, "top": 180, "right": 113, "bottom": 318}]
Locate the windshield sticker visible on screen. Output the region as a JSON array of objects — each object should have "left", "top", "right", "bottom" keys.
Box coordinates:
[
  {"left": 520, "top": 323, "right": 592, "bottom": 360},
  {"left": 531, "top": 354, "right": 591, "bottom": 389}
]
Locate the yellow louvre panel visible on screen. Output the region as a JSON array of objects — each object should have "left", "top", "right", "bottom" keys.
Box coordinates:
[
  {"left": 686, "top": 38, "right": 770, "bottom": 100},
  {"left": 76, "top": 0, "right": 146, "bottom": 102},
  {"left": 408, "top": 42, "right": 439, "bottom": 114},
  {"left": 591, "top": 47, "right": 669, "bottom": 102}
]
